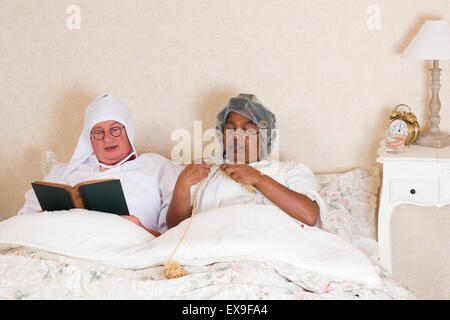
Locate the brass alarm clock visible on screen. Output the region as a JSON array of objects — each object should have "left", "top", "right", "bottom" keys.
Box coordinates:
[{"left": 388, "top": 104, "right": 420, "bottom": 145}]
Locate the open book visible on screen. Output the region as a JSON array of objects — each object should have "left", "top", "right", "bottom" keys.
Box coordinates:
[{"left": 31, "top": 179, "right": 129, "bottom": 215}]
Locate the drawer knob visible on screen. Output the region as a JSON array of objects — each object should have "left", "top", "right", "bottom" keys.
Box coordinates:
[{"left": 410, "top": 189, "right": 416, "bottom": 195}]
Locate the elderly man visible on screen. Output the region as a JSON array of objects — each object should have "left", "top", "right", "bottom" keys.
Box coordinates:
[{"left": 18, "top": 93, "right": 182, "bottom": 236}]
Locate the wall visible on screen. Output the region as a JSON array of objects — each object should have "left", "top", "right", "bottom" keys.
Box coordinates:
[{"left": 0, "top": 0, "right": 449, "bottom": 299}]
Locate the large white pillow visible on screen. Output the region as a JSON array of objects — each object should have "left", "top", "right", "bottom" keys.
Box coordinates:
[
  {"left": 146, "top": 204, "right": 381, "bottom": 287},
  {"left": 0, "top": 204, "right": 380, "bottom": 288},
  {"left": 0, "top": 209, "right": 154, "bottom": 257}
]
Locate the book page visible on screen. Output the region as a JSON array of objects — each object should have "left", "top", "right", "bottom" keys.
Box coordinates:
[
  {"left": 33, "top": 181, "right": 73, "bottom": 192},
  {"left": 73, "top": 178, "right": 116, "bottom": 189}
]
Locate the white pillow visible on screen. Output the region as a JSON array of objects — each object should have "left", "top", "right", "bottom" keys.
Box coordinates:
[
  {"left": 148, "top": 204, "right": 380, "bottom": 287},
  {"left": 0, "top": 209, "right": 154, "bottom": 258},
  {"left": 316, "top": 166, "right": 380, "bottom": 260},
  {"left": 0, "top": 204, "right": 380, "bottom": 287}
]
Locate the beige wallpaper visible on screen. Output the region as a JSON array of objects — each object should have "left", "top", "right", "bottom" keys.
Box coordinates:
[{"left": 1, "top": 0, "right": 449, "bottom": 299}]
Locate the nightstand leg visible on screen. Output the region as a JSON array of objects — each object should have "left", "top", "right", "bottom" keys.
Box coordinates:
[{"left": 378, "top": 190, "right": 394, "bottom": 275}]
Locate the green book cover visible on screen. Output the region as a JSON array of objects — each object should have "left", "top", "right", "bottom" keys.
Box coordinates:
[
  {"left": 31, "top": 179, "right": 129, "bottom": 215},
  {"left": 78, "top": 179, "right": 129, "bottom": 215},
  {"left": 31, "top": 183, "right": 75, "bottom": 211}
]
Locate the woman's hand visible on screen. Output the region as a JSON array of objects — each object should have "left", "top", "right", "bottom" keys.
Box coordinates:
[
  {"left": 121, "top": 215, "right": 161, "bottom": 237},
  {"left": 177, "top": 159, "right": 212, "bottom": 189},
  {"left": 219, "top": 163, "right": 263, "bottom": 186}
]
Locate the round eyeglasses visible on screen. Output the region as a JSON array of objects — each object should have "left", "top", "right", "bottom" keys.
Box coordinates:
[
  {"left": 224, "top": 128, "right": 260, "bottom": 137},
  {"left": 91, "top": 126, "right": 125, "bottom": 140}
]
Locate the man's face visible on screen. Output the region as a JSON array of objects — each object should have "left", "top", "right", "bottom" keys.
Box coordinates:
[{"left": 90, "top": 120, "right": 132, "bottom": 166}]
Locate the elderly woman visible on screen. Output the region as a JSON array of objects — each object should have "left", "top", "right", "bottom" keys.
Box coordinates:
[
  {"left": 18, "top": 94, "right": 182, "bottom": 236},
  {"left": 166, "top": 94, "right": 327, "bottom": 229}
]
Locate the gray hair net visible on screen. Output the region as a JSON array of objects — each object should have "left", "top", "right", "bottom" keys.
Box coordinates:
[{"left": 215, "top": 94, "right": 277, "bottom": 160}]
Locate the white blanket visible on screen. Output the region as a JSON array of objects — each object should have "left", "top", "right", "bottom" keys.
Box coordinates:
[{"left": 0, "top": 204, "right": 380, "bottom": 288}]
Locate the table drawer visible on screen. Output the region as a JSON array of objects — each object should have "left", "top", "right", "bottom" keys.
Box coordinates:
[{"left": 390, "top": 179, "right": 435, "bottom": 205}]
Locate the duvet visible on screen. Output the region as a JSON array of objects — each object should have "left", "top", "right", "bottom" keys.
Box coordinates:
[{"left": 0, "top": 204, "right": 416, "bottom": 299}]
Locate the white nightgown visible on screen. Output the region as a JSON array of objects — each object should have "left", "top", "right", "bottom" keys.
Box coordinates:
[
  {"left": 18, "top": 153, "right": 182, "bottom": 233},
  {"left": 190, "top": 159, "right": 327, "bottom": 227}
]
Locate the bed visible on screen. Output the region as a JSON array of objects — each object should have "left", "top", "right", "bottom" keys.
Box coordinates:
[{"left": 0, "top": 152, "right": 416, "bottom": 300}]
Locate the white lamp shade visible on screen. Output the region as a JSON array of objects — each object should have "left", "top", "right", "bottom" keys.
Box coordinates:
[{"left": 401, "top": 20, "right": 450, "bottom": 60}]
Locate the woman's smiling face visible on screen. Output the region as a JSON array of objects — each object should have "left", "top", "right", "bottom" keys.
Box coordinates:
[
  {"left": 223, "top": 112, "right": 262, "bottom": 164},
  {"left": 90, "top": 120, "right": 132, "bottom": 166}
]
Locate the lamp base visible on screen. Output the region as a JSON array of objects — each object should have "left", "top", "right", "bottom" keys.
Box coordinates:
[{"left": 414, "top": 131, "right": 450, "bottom": 148}]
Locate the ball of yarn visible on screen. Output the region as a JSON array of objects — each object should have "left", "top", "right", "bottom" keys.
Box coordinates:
[{"left": 163, "top": 261, "right": 187, "bottom": 279}]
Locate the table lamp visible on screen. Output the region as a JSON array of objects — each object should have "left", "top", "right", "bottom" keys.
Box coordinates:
[{"left": 401, "top": 20, "right": 450, "bottom": 148}]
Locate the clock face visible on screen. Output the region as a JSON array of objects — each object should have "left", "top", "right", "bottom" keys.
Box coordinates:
[{"left": 389, "top": 119, "right": 409, "bottom": 137}]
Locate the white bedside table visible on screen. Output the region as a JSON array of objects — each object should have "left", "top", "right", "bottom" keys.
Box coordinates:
[{"left": 376, "top": 140, "right": 450, "bottom": 274}]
